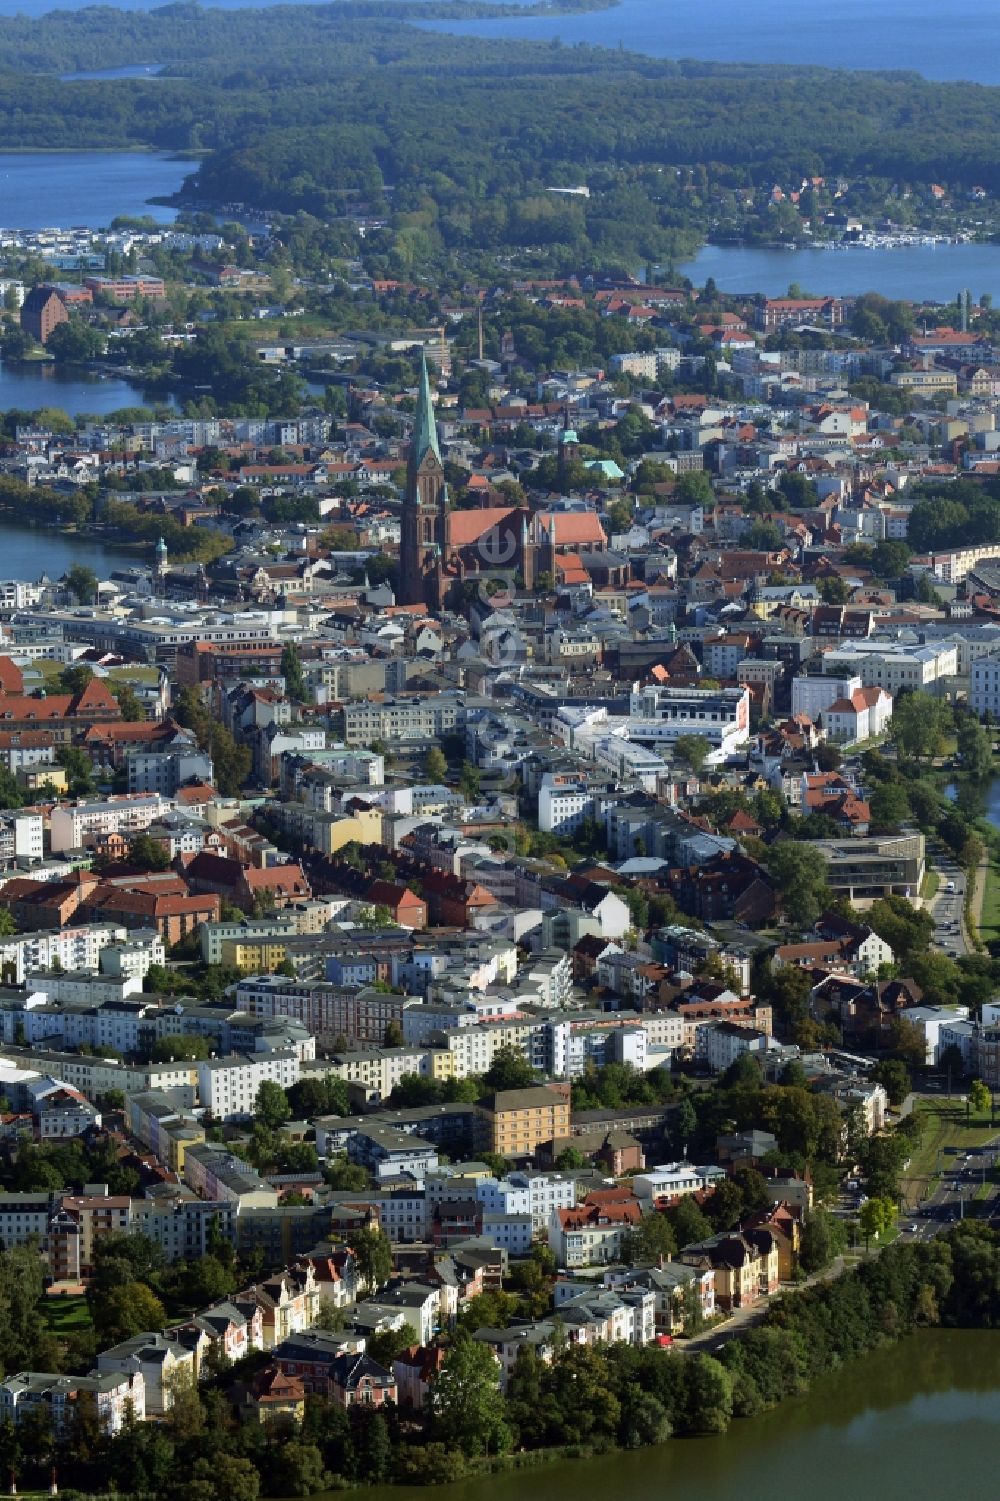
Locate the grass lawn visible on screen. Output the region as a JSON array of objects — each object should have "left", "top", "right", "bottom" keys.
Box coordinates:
[
  {"left": 900, "top": 1099, "right": 999, "bottom": 1210},
  {"left": 28, "top": 657, "right": 67, "bottom": 685},
  {"left": 920, "top": 868, "right": 940, "bottom": 901},
  {"left": 41, "top": 1295, "right": 92, "bottom": 1334},
  {"left": 978, "top": 858, "right": 1000, "bottom": 947}
]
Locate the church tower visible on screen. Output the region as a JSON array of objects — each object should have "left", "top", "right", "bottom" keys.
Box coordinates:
[{"left": 399, "top": 354, "right": 446, "bottom": 606}]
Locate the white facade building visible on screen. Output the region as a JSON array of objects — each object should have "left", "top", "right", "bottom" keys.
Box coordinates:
[
  {"left": 627, "top": 684, "right": 751, "bottom": 755},
  {"left": 50, "top": 794, "right": 174, "bottom": 853},
  {"left": 196, "top": 1050, "right": 302, "bottom": 1121}
]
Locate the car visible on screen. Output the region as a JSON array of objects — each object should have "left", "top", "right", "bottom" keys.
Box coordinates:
[
  {"left": 910, "top": 1224, "right": 918, "bottom": 1233},
  {"left": 945, "top": 880, "right": 956, "bottom": 892}
]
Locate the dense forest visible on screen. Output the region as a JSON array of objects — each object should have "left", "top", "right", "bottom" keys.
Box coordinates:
[{"left": 0, "top": 5, "right": 997, "bottom": 269}]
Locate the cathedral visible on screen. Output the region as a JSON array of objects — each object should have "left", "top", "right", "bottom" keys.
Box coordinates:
[
  {"left": 398, "top": 355, "right": 449, "bottom": 608},
  {"left": 398, "top": 355, "right": 615, "bottom": 609}
]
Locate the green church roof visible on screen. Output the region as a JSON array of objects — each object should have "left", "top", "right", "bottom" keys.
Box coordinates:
[{"left": 412, "top": 353, "right": 441, "bottom": 468}]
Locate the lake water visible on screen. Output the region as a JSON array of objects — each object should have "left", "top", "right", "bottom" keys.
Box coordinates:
[
  {"left": 357, "top": 1331, "right": 1000, "bottom": 1501},
  {"left": 0, "top": 520, "right": 135, "bottom": 581},
  {"left": 0, "top": 360, "right": 174, "bottom": 417},
  {"left": 0, "top": 151, "right": 188, "bottom": 230},
  {"left": 677, "top": 241, "right": 1000, "bottom": 302},
  {"left": 421, "top": 0, "right": 1000, "bottom": 84}
]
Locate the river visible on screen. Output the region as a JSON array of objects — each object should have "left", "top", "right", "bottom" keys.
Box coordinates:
[
  {"left": 421, "top": 0, "right": 1000, "bottom": 84},
  {"left": 676, "top": 241, "right": 1000, "bottom": 302},
  {"left": 356, "top": 1331, "right": 1000, "bottom": 1501}
]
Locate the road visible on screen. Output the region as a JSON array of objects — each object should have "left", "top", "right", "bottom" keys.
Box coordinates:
[
  {"left": 898, "top": 1135, "right": 1000, "bottom": 1242},
  {"left": 926, "top": 851, "right": 968, "bottom": 957}
]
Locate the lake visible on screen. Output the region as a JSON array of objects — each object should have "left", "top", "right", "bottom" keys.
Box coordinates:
[
  {"left": 0, "top": 360, "right": 175, "bottom": 417},
  {"left": 421, "top": 0, "right": 1000, "bottom": 84},
  {"left": 0, "top": 150, "right": 188, "bottom": 230},
  {"left": 677, "top": 241, "right": 1000, "bottom": 302},
  {"left": 0, "top": 519, "right": 136, "bottom": 581},
  {"left": 357, "top": 1331, "right": 1000, "bottom": 1501}
]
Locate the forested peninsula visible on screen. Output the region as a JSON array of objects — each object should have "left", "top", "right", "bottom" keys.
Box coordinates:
[{"left": 0, "top": 3, "right": 994, "bottom": 270}]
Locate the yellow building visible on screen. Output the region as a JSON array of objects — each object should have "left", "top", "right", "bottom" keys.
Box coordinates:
[
  {"left": 475, "top": 1084, "right": 571, "bottom": 1158},
  {"left": 163, "top": 1120, "right": 206, "bottom": 1174},
  {"left": 220, "top": 937, "right": 289, "bottom": 973},
  {"left": 17, "top": 764, "right": 69, "bottom": 793},
  {"left": 322, "top": 807, "right": 383, "bottom": 858}
]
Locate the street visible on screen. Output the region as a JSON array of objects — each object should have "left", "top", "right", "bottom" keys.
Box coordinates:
[
  {"left": 898, "top": 1134, "right": 1000, "bottom": 1241},
  {"left": 926, "top": 853, "right": 968, "bottom": 957}
]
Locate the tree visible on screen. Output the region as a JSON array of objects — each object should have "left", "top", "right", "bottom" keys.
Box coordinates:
[
  {"left": 669, "top": 1195, "right": 714, "bottom": 1249},
  {"left": 431, "top": 1332, "right": 511, "bottom": 1457},
  {"left": 282, "top": 641, "right": 308, "bottom": 702},
  {"left": 57, "top": 744, "right": 95, "bottom": 795},
  {"left": 743, "top": 519, "right": 784, "bottom": 551},
  {"left": 423, "top": 746, "right": 447, "bottom": 783},
  {"left": 818, "top": 575, "right": 851, "bottom": 604},
  {"left": 889, "top": 691, "right": 952, "bottom": 762},
  {"left": 151, "top": 1032, "right": 208, "bottom": 1061},
  {"left": 938, "top": 1042, "right": 967, "bottom": 1082},
  {"left": 281, "top": 1442, "right": 330, "bottom": 1498},
  {"left": 859, "top": 1195, "right": 895, "bottom": 1248},
  {"left": 255, "top": 1079, "right": 291, "bottom": 1129},
  {"left": 129, "top": 832, "right": 170, "bottom": 871},
  {"left": 346, "top": 1226, "right": 392, "bottom": 1291},
  {"left": 674, "top": 1096, "right": 697, "bottom": 1152},
  {"left": 868, "top": 783, "right": 911, "bottom": 832},
  {"left": 323, "top": 1153, "right": 369, "bottom": 1191},
  {"left": 91, "top": 1280, "right": 166, "bottom": 1345},
  {"left": 871, "top": 1058, "right": 911, "bottom": 1107},
  {"left": 368, "top": 1321, "right": 419, "bottom": 1367},
  {"left": 871, "top": 539, "right": 912, "bottom": 579},
  {"left": 111, "top": 680, "right": 147, "bottom": 721},
  {"left": 799, "top": 1206, "right": 843, "bottom": 1272},
  {"left": 763, "top": 841, "right": 830, "bottom": 928},
  {"left": 46, "top": 320, "right": 105, "bottom": 363},
  {"left": 459, "top": 760, "right": 481, "bottom": 799},
  {"left": 482, "top": 1045, "right": 536, "bottom": 1091},
  {"left": 684, "top": 1354, "right": 734, "bottom": 1434},
  {"left": 968, "top": 1078, "right": 991, "bottom": 1117},
  {"left": 65, "top": 563, "right": 99, "bottom": 604},
  {"left": 956, "top": 714, "right": 993, "bottom": 779},
  {"left": 867, "top": 894, "right": 934, "bottom": 961},
  {"left": 383, "top": 1019, "right": 404, "bottom": 1047},
  {"left": 674, "top": 734, "right": 711, "bottom": 775},
  {"left": 623, "top": 1209, "right": 678, "bottom": 1263}
]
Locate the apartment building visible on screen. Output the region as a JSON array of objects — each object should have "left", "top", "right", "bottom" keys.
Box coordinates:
[
  {"left": 235, "top": 976, "right": 411, "bottom": 1048},
  {"left": 628, "top": 684, "right": 751, "bottom": 753},
  {"left": 0, "top": 810, "right": 43, "bottom": 865},
  {"left": 537, "top": 772, "right": 597, "bottom": 835},
  {"left": 342, "top": 694, "right": 463, "bottom": 747},
  {"left": 475, "top": 1084, "right": 571, "bottom": 1158},
  {"left": 182, "top": 1144, "right": 278, "bottom": 1208},
  {"left": 0, "top": 923, "right": 126, "bottom": 985},
  {"left": 84, "top": 274, "right": 166, "bottom": 300},
  {"left": 196, "top": 1050, "right": 302, "bottom": 1122},
  {"left": 50, "top": 794, "right": 174, "bottom": 853},
  {"left": 0, "top": 1370, "right": 145, "bottom": 1434},
  {"left": 549, "top": 1197, "right": 642, "bottom": 1267}
]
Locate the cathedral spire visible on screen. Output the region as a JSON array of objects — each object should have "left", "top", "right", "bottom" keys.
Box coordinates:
[{"left": 412, "top": 352, "right": 441, "bottom": 469}]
